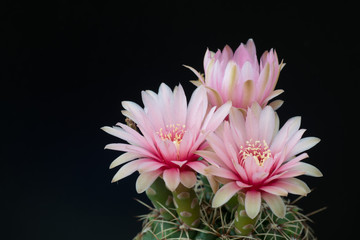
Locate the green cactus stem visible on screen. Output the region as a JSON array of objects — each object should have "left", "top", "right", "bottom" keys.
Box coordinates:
[
  {"left": 172, "top": 183, "right": 201, "bottom": 228},
  {"left": 234, "top": 195, "right": 257, "bottom": 236},
  {"left": 225, "top": 194, "right": 239, "bottom": 213},
  {"left": 146, "top": 178, "right": 176, "bottom": 220}
]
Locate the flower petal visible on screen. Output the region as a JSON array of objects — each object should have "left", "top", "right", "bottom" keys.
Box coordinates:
[
  {"left": 109, "top": 152, "right": 140, "bottom": 169},
  {"left": 180, "top": 170, "right": 197, "bottom": 188},
  {"left": 289, "top": 162, "right": 323, "bottom": 177},
  {"left": 245, "top": 190, "right": 261, "bottom": 219},
  {"left": 259, "top": 186, "right": 288, "bottom": 196},
  {"left": 136, "top": 169, "right": 162, "bottom": 193},
  {"left": 163, "top": 168, "right": 180, "bottom": 192},
  {"left": 187, "top": 161, "right": 208, "bottom": 175},
  {"left": 203, "top": 101, "right": 232, "bottom": 132},
  {"left": 287, "top": 137, "right": 321, "bottom": 157},
  {"left": 111, "top": 159, "right": 142, "bottom": 183},
  {"left": 262, "top": 192, "right": 286, "bottom": 218},
  {"left": 221, "top": 61, "right": 239, "bottom": 99},
  {"left": 271, "top": 116, "right": 301, "bottom": 154},
  {"left": 241, "top": 80, "right": 255, "bottom": 109},
  {"left": 137, "top": 159, "right": 165, "bottom": 173},
  {"left": 195, "top": 150, "right": 222, "bottom": 167},
  {"left": 212, "top": 182, "right": 241, "bottom": 208},
  {"left": 205, "top": 165, "right": 239, "bottom": 181},
  {"left": 276, "top": 178, "right": 311, "bottom": 196},
  {"left": 229, "top": 107, "right": 246, "bottom": 147},
  {"left": 258, "top": 106, "right": 276, "bottom": 144}
]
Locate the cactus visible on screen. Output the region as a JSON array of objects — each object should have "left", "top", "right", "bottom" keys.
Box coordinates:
[
  {"left": 146, "top": 177, "right": 177, "bottom": 220},
  {"left": 101, "top": 40, "right": 323, "bottom": 240},
  {"left": 172, "top": 183, "right": 201, "bottom": 228},
  {"left": 135, "top": 177, "right": 317, "bottom": 240}
]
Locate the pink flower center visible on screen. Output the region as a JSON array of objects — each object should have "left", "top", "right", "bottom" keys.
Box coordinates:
[
  {"left": 157, "top": 124, "right": 186, "bottom": 149},
  {"left": 239, "top": 139, "right": 272, "bottom": 166}
]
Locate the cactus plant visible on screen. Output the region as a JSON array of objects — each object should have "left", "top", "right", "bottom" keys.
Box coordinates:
[
  {"left": 102, "top": 39, "right": 323, "bottom": 240},
  {"left": 134, "top": 176, "right": 317, "bottom": 240}
]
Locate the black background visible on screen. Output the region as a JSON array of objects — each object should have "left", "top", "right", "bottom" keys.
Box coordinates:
[{"left": 2, "top": 1, "right": 358, "bottom": 239}]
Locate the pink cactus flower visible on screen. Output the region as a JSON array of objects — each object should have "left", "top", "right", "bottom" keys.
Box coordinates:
[
  {"left": 102, "top": 83, "right": 231, "bottom": 193},
  {"left": 196, "top": 103, "right": 322, "bottom": 219},
  {"left": 187, "top": 39, "right": 285, "bottom": 110}
]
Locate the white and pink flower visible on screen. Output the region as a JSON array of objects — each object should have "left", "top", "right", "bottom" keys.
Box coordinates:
[
  {"left": 188, "top": 39, "right": 285, "bottom": 110},
  {"left": 102, "top": 83, "right": 231, "bottom": 193},
  {"left": 196, "top": 103, "right": 322, "bottom": 219}
]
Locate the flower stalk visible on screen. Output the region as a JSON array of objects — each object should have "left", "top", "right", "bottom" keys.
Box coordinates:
[{"left": 172, "top": 183, "right": 201, "bottom": 227}]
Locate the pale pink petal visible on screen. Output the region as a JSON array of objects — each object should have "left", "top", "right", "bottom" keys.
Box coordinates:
[
  {"left": 240, "top": 80, "right": 255, "bottom": 109},
  {"left": 179, "top": 131, "right": 195, "bottom": 160},
  {"left": 203, "top": 101, "right": 232, "bottom": 132},
  {"left": 111, "top": 159, "right": 142, "bottom": 183},
  {"left": 222, "top": 121, "right": 239, "bottom": 163},
  {"left": 206, "top": 132, "right": 236, "bottom": 172},
  {"left": 240, "top": 61, "right": 255, "bottom": 81},
  {"left": 101, "top": 126, "right": 145, "bottom": 147},
  {"left": 171, "top": 160, "right": 188, "bottom": 168},
  {"left": 229, "top": 107, "right": 246, "bottom": 147},
  {"left": 135, "top": 169, "right": 162, "bottom": 193},
  {"left": 277, "top": 153, "right": 308, "bottom": 173},
  {"left": 243, "top": 156, "right": 263, "bottom": 181},
  {"left": 245, "top": 105, "right": 259, "bottom": 140},
  {"left": 116, "top": 122, "right": 152, "bottom": 148},
  {"left": 256, "top": 63, "right": 270, "bottom": 102},
  {"left": 212, "top": 181, "right": 241, "bottom": 208},
  {"left": 187, "top": 161, "right": 208, "bottom": 175},
  {"left": 195, "top": 150, "right": 222, "bottom": 167},
  {"left": 220, "top": 45, "right": 234, "bottom": 62},
  {"left": 287, "top": 137, "right": 321, "bottom": 157},
  {"left": 232, "top": 160, "right": 249, "bottom": 182},
  {"left": 288, "top": 162, "right": 323, "bottom": 177},
  {"left": 262, "top": 192, "right": 286, "bottom": 218},
  {"left": 233, "top": 43, "right": 251, "bottom": 67},
  {"left": 152, "top": 135, "right": 178, "bottom": 161},
  {"left": 186, "top": 86, "right": 208, "bottom": 131},
  {"left": 201, "top": 106, "right": 217, "bottom": 131},
  {"left": 268, "top": 99, "right": 284, "bottom": 110},
  {"left": 105, "top": 143, "right": 159, "bottom": 160},
  {"left": 205, "top": 165, "right": 239, "bottom": 181},
  {"left": 259, "top": 185, "right": 288, "bottom": 196},
  {"left": 263, "top": 89, "right": 284, "bottom": 104},
  {"left": 236, "top": 181, "right": 251, "bottom": 188},
  {"left": 258, "top": 106, "right": 276, "bottom": 144},
  {"left": 270, "top": 116, "right": 301, "bottom": 154},
  {"left": 221, "top": 61, "right": 239, "bottom": 99},
  {"left": 206, "top": 86, "right": 223, "bottom": 107},
  {"left": 180, "top": 170, "right": 197, "bottom": 188},
  {"left": 141, "top": 90, "right": 164, "bottom": 130},
  {"left": 276, "top": 178, "right": 311, "bottom": 196},
  {"left": 163, "top": 168, "right": 180, "bottom": 192},
  {"left": 173, "top": 84, "right": 187, "bottom": 125},
  {"left": 137, "top": 159, "right": 165, "bottom": 173},
  {"left": 283, "top": 129, "right": 306, "bottom": 159},
  {"left": 158, "top": 83, "right": 174, "bottom": 124},
  {"left": 121, "top": 101, "right": 144, "bottom": 120},
  {"left": 245, "top": 190, "right": 261, "bottom": 219},
  {"left": 109, "top": 152, "right": 141, "bottom": 169}
]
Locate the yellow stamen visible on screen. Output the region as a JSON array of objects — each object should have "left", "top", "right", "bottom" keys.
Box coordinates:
[{"left": 238, "top": 139, "right": 272, "bottom": 166}]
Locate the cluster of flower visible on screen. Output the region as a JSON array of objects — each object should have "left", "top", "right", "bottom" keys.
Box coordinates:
[{"left": 102, "top": 39, "right": 322, "bottom": 237}]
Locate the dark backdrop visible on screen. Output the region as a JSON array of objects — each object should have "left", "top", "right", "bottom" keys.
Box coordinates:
[{"left": 2, "top": 1, "right": 357, "bottom": 239}]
